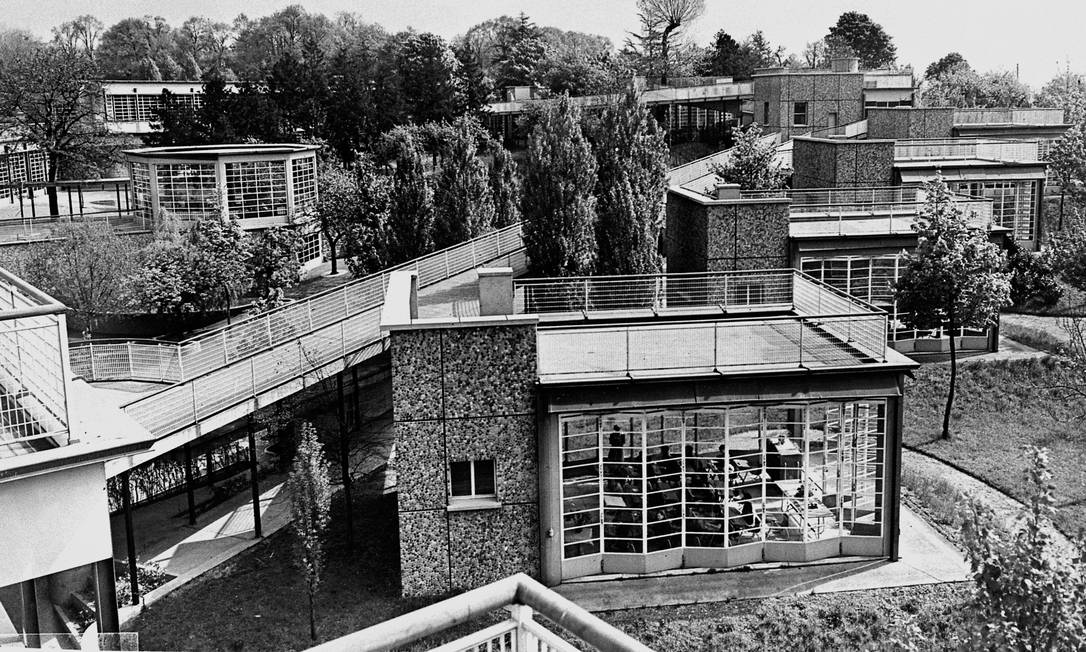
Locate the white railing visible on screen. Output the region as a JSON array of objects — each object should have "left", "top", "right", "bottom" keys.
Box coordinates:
[
  {"left": 529, "top": 270, "right": 887, "bottom": 380},
  {"left": 77, "top": 224, "right": 525, "bottom": 440},
  {"left": 894, "top": 138, "right": 1041, "bottom": 162},
  {"left": 0, "top": 268, "right": 71, "bottom": 454},
  {"left": 513, "top": 270, "right": 794, "bottom": 315},
  {"left": 306, "top": 574, "right": 651, "bottom": 652},
  {"left": 954, "top": 108, "right": 1066, "bottom": 126}
]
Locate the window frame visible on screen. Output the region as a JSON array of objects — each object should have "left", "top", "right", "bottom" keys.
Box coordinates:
[
  {"left": 448, "top": 459, "right": 499, "bottom": 511},
  {"left": 793, "top": 101, "right": 809, "bottom": 127}
]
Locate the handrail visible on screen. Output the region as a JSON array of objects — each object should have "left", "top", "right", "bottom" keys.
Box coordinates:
[
  {"left": 306, "top": 573, "right": 652, "bottom": 652},
  {"left": 87, "top": 224, "right": 524, "bottom": 440}
]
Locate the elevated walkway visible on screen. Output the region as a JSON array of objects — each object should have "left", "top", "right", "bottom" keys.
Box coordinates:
[{"left": 65, "top": 225, "right": 526, "bottom": 477}]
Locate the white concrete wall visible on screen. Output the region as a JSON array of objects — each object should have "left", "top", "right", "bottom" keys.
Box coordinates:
[{"left": 0, "top": 463, "right": 112, "bottom": 587}]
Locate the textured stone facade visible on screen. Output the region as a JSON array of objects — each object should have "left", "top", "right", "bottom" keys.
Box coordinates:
[
  {"left": 392, "top": 323, "right": 539, "bottom": 597},
  {"left": 867, "top": 108, "right": 954, "bottom": 140},
  {"left": 665, "top": 191, "right": 708, "bottom": 273},
  {"left": 666, "top": 191, "right": 790, "bottom": 272},
  {"left": 793, "top": 138, "right": 895, "bottom": 189},
  {"left": 753, "top": 71, "right": 865, "bottom": 139}
]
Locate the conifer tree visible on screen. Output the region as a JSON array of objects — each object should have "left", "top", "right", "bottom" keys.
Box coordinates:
[
  {"left": 384, "top": 129, "right": 434, "bottom": 263},
  {"left": 490, "top": 145, "right": 521, "bottom": 228},
  {"left": 288, "top": 422, "right": 332, "bottom": 641},
  {"left": 593, "top": 88, "right": 668, "bottom": 275},
  {"left": 432, "top": 118, "right": 495, "bottom": 249},
  {"left": 521, "top": 95, "right": 598, "bottom": 276}
]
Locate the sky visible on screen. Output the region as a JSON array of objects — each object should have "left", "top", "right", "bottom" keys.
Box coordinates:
[{"left": 6, "top": 0, "right": 1085, "bottom": 88}]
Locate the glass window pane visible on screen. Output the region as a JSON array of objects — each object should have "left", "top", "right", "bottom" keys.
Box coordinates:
[
  {"left": 474, "top": 460, "right": 495, "bottom": 495},
  {"left": 450, "top": 461, "right": 471, "bottom": 497}
]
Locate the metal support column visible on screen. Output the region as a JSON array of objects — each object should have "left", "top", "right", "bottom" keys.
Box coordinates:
[
  {"left": 248, "top": 419, "right": 263, "bottom": 538},
  {"left": 94, "top": 558, "right": 120, "bottom": 635},
  {"left": 121, "top": 470, "right": 139, "bottom": 605},
  {"left": 184, "top": 443, "right": 196, "bottom": 526},
  {"left": 20, "top": 579, "right": 40, "bottom": 649},
  {"left": 337, "top": 372, "right": 353, "bottom": 549}
]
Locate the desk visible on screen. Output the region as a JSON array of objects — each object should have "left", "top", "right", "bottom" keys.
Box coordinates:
[{"left": 603, "top": 495, "right": 627, "bottom": 508}]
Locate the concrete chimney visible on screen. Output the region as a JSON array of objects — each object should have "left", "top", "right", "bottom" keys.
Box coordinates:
[
  {"left": 478, "top": 267, "right": 514, "bottom": 316},
  {"left": 715, "top": 183, "right": 741, "bottom": 200}
]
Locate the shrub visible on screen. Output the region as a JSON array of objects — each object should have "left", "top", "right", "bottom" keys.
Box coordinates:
[{"left": 1006, "top": 237, "right": 1063, "bottom": 311}]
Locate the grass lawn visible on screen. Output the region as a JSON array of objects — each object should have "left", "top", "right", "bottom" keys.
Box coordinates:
[
  {"left": 604, "top": 583, "right": 970, "bottom": 651},
  {"left": 904, "top": 357, "right": 1086, "bottom": 537},
  {"left": 131, "top": 489, "right": 432, "bottom": 652}
]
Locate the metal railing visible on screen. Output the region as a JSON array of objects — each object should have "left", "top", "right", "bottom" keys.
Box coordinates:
[
  {"left": 954, "top": 108, "right": 1066, "bottom": 126},
  {"left": 72, "top": 225, "right": 525, "bottom": 441},
  {"left": 513, "top": 270, "right": 794, "bottom": 315},
  {"left": 306, "top": 573, "right": 651, "bottom": 652},
  {"left": 894, "top": 138, "right": 1041, "bottom": 162},
  {"left": 0, "top": 267, "right": 72, "bottom": 457},
  {"left": 532, "top": 270, "right": 887, "bottom": 380},
  {"left": 737, "top": 186, "right": 994, "bottom": 228},
  {"left": 0, "top": 178, "right": 149, "bottom": 244}
]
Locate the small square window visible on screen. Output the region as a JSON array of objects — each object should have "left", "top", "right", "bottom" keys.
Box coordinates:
[
  {"left": 793, "top": 101, "right": 808, "bottom": 127},
  {"left": 450, "top": 459, "right": 496, "bottom": 498}
]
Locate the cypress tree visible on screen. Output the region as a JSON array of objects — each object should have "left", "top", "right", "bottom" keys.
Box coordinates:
[{"left": 521, "top": 95, "right": 598, "bottom": 277}]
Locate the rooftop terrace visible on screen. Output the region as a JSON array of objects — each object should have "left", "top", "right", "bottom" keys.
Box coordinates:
[
  {"left": 399, "top": 268, "right": 908, "bottom": 385},
  {"left": 893, "top": 138, "right": 1042, "bottom": 163}
]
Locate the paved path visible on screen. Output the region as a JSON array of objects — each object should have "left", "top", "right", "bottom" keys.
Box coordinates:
[
  {"left": 555, "top": 506, "right": 968, "bottom": 611},
  {"left": 909, "top": 336, "right": 1048, "bottom": 366},
  {"left": 903, "top": 449, "right": 1076, "bottom": 555}
]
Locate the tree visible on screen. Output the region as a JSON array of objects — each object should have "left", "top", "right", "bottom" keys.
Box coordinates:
[
  {"left": 710, "top": 123, "right": 789, "bottom": 190},
  {"left": 633, "top": 0, "right": 704, "bottom": 85},
  {"left": 1005, "top": 238, "right": 1062, "bottom": 312},
  {"left": 1036, "top": 69, "right": 1086, "bottom": 114},
  {"left": 398, "top": 33, "right": 464, "bottom": 124},
  {"left": 0, "top": 44, "right": 111, "bottom": 216},
  {"left": 698, "top": 30, "right": 743, "bottom": 77},
  {"left": 315, "top": 159, "right": 388, "bottom": 276},
  {"left": 1047, "top": 107, "right": 1086, "bottom": 229},
  {"left": 960, "top": 447, "right": 1086, "bottom": 650},
  {"left": 133, "top": 215, "right": 251, "bottom": 315},
  {"left": 384, "top": 129, "right": 434, "bottom": 263},
  {"left": 52, "top": 15, "right": 103, "bottom": 60},
  {"left": 593, "top": 88, "right": 668, "bottom": 275},
  {"left": 521, "top": 95, "right": 598, "bottom": 276},
  {"left": 825, "top": 11, "right": 896, "bottom": 69},
  {"left": 455, "top": 40, "right": 493, "bottom": 113},
  {"left": 922, "top": 68, "right": 1032, "bottom": 109},
  {"left": 432, "top": 118, "right": 495, "bottom": 249},
  {"left": 893, "top": 178, "right": 1011, "bottom": 439},
  {"left": 494, "top": 13, "right": 544, "bottom": 89},
  {"left": 342, "top": 155, "right": 390, "bottom": 276},
  {"left": 489, "top": 145, "right": 521, "bottom": 228},
  {"left": 925, "top": 52, "right": 968, "bottom": 80},
  {"left": 21, "top": 222, "right": 141, "bottom": 316},
  {"left": 97, "top": 16, "right": 179, "bottom": 80},
  {"left": 248, "top": 226, "right": 301, "bottom": 312},
  {"left": 287, "top": 422, "right": 332, "bottom": 641}
]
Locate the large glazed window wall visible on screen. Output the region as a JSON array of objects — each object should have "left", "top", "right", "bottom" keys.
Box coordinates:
[{"left": 560, "top": 401, "right": 885, "bottom": 560}]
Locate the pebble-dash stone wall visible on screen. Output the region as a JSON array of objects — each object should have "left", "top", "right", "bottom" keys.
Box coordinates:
[
  {"left": 866, "top": 108, "right": 954, "bottom": 140},
  {"left": 793, "top": 138, "right": 895, "bottom": 189},
  {"left": 666, "top": 191, "right": 790, "bottom": 272},
  {"left": 392, "top": 323, "right": 539, "bottom": 597}
]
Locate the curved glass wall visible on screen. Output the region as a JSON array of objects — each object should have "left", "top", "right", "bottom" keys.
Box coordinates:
[{"left": 560, "top": 400, "right": 885, "bottom": 564}]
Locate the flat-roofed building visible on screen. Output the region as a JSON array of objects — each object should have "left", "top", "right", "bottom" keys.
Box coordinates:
[
  {"left": 124, "top": 143, "right": 324, "bottom": 270},
  {"left": 0, "top": 267, "right": 154, "bottom": 645},
  {"left": 382, "top": 264, "right": 916, "bottom": 596},
  {"left": 101, "top": 80, "right": 238, "bottom": 135}
]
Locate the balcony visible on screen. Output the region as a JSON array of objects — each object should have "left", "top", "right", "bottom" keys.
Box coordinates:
[
  {"left": 514, "top": 270, "right": 889, "bottom": 383},
  {"left": 0, "top": 268, "right": 71, "bottom": 458},
  {"left": 893, "top": 138, "right": 1041, "bottom": 163},
  {"left": 862, "top": 73, "right": 915, "bottom": 89},
  {"left": 953, "top": 108, "right": 1067, "bottom": 126}
]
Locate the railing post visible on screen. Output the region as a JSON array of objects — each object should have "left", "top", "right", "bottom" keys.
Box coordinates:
[
  {"left": 89, "top": 342, "right": 97, "bottom": 380},
  {"left": 723, "top": 273, "right": 729, "bottom": 309},
  {"left": 127, "top": 341, "right": 135, "bottom": 378},
  {"left": 471, "top": 240, "right": 477, "bottom": 267},
  {"left": 191, "top": 380, "right": 199, "bottom": 422},
  {"left": 250, "top": 357, "right": 257, "bottom": 397},
  {"left": 307, "top": 298, "right": 315, "bottom": 331},
  {"left": 625, "top": 327, "right": 631, "bottom": 374},
  {"left": 176, "top": 345, "right": 185, "bottom": 382},
  {"left": 798, "top": 317, "right": 804, "bottom": 367},
  {"left": 583, "top": 279, "right": 589, "bottom": 313},
  {"left": 221, "top": 331, "right": 230, "bottom": 365},
  {"left": 507, "top": 604, "right": 533, "bottom": 652}
]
